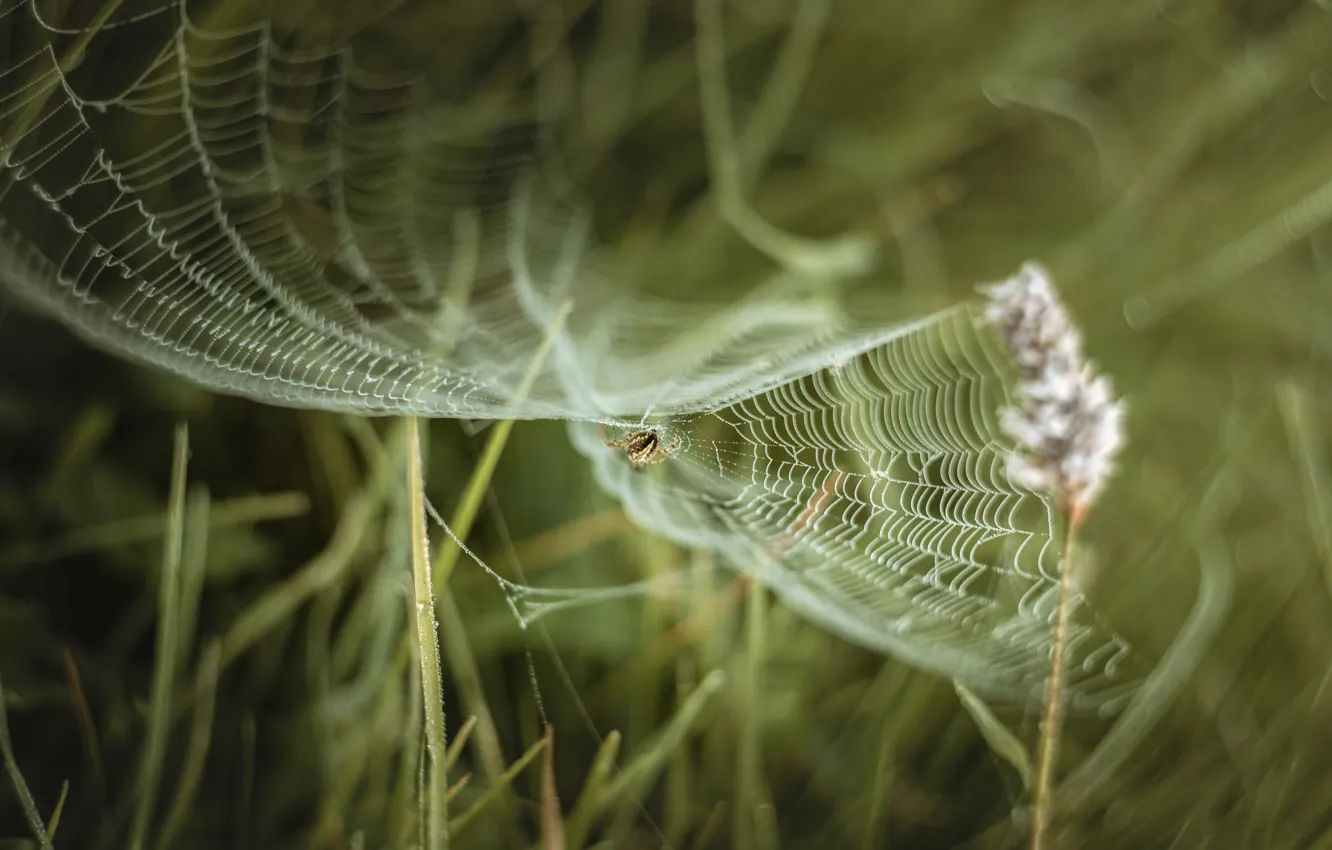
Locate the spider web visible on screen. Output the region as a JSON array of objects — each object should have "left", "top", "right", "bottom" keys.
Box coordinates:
[
  {"left": 567, "top": 305, "right": 1139, "bottom": 713},
  {"left": 0, "top": 0, "right": 872, "bottom": 419},
  {"left": 1, "top": 0, "right": 1140, "bottom": 711}
]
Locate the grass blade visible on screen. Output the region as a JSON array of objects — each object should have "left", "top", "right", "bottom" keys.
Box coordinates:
[
  {"left": 46, "top": 780, "right": 69, "bottom": 839},
  {"left": 407, "top": 416, "right": 449, "bottom": 850},
  {"left": 423, "top": 299, "right": 573, "bottom": 810},
  {"left": 541, "top": 726, "right": 566, "bottom": 850},
  {"left": 129, "top": 422, "right": 190, "bottom": 850},
  {"left": 448, "top": 736, "right": 548, "bottom": 837},
  {"left": 0, "top": 492, "right": 307, "bottom": 569},
  {"left": 734, "top": 584, "right": 766, "bottom": 850},
  {"left": 431, "top": 297, "right": 574, "bottom": 587},
  {"left": 955, "top": 681, "right": 1033, "bottom": 790},
  {"left": 861, "top": 714, "right": 895, "bottom": 850},
  {"left": 156, "top": 641, "right": 221, "bottom": 850},
  {"left": 443, "top": 716, "right": 478, "bottom": 776},
  {"left": 600, "top": 669, "right": 727, "bottom": 814},
  {"left": 691, "top": 801, "right": 729, "bottom": 850},
  {"left": 564, "top": 730, "right": 622, "bottom": 850},
  {"left": 59, "top": 647, "right": 104, "bottom": 799},
  {"left": 1277, "top": 381, "right": 1332, "bottom": 580},
  {"left": 0, "top": 672, "right": 53, "bottom": 849}
]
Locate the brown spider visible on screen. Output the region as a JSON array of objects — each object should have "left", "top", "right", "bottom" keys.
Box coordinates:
[{"left": 600, "top": 425, "right": 679, "bottom": 468}]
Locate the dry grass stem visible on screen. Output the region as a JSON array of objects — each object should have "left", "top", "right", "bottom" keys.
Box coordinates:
[{"left": 981, "top": 263, "right": 1126, "bottom": 850}]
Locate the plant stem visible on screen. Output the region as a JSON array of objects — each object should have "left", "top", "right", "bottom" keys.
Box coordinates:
[
  {"left": 130, "top": 423, "right": 190, "bottom": 850},
  {"left": 407, "top": 417, "right": 449, "bottom": 850},
  {"left": 1029, "top": 507, "right": 1082, "bottom": 850},
  {"left": 734, "top": 583, "right": 766, "bottom": 850}
]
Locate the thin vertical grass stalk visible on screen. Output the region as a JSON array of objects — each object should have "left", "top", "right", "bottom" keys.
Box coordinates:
[
  {"left": 46, "top": 781, "right": 69, "bottom": 839},
  {"left": 430, "top": 297, "right": 574, "bottom": 587},
  {"left": 860, "top": 711, "right": 895, "bottom": 850},
  {"left": 173, "top": 486, "right": 211, "bottom": 677},
  {"left": 563, "top": 731, "right": 622, "bottom": 850},
  {"left": 390, "top": 640, "right": 423, "bottom": 848},
  {"left": 407, "top": 416, "right": 449, "bottom": 850},
  {"left": 129, "top": 422, "right": 190, "bottom": 850},
  {"left": 422, "top": 298, "right": 573, "bottom": 812},
  {"left": 540, "top": 726, "right": 566, "bottom": 850},
  {"left": 155, "top": 641, "right": 221, "bottom": 850},
  {"left": 59, "top": 647, "right": 104, "bottom": 799},
  {"left": 734, "top": 584, "right": 766, "bottom": 850},
  {"left": 150, "top": 483, "right": 211, "bottom": 848},
  {"left": 979, "top": 264, "right": 1125, "bottom": 850},
  {"left": 0, "top": 672, "right": 53, "bottom": 849},
  {"left": 1029, "top": 513, "right": 1080, "bottom": 850}
]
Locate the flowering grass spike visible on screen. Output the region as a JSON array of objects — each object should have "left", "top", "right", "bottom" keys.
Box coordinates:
[
  {"left": 981, "top": 262, "right": 1126, "bottom": 516},
  {"left": 980, "top": 261, "right": 1128, "bottom": 850}
]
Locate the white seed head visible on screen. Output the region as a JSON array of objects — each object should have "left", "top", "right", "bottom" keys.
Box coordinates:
[{"left": 980, "top": 262, "right": 1126, "bottom": 513}]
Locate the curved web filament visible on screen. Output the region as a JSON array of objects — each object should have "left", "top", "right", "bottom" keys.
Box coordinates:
[
  {"left": 2, "top": 1, "right": 1138, "bottom": 712},
  {"left": 0, "top": 0, "right": 879, "bottom": 420},
  {"left": 570, "top": 306, "right": 1138, "bottom": 714}
]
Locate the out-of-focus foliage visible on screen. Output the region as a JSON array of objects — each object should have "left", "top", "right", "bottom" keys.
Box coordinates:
[{"left": 1, "top": 0, "right": 1332, "bottom": 848}]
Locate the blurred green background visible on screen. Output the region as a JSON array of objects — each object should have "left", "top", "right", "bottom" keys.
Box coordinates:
[{"left": 3, "top": 0, "right": 1332, "bottom": 847}]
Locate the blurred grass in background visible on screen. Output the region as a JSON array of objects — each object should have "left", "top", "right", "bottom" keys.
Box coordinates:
[{"left": 2, "top": 0, "right": 1332, "bottom": 847}]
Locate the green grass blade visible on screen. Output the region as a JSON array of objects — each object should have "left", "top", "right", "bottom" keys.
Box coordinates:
[
  {"left": 216, "top": 491, "right": 374, "bottom": 673},
  {"left": 1278, "top": 381, "right": 1332, "bottom": 578},
  {"left": 734, "top": 584, "right": 766, "bottom": 850},
  {"left": 174, "top": 486, "right": 211, "bottom": 683},
  {"left": 564, "top": 730, "right": 622, "bottom": 850},
  {"left": 540, "top": 726, "right": 566, "bottom": 850},
  {"left": 0, "top": 492, "right": 306, "bottom": 569},
  {"left": 600, "top": 669, "right": 727, "bottom": 815},
  {"left": 407, "top": 416, "right": 450, "bottom": 850},
  {"left": 691, "top": 801, "right": 729, "bottom": 850},
  {"left": 423, "top": 298, "right": 573, "bottom": 817},
  {"left": 0, "top": 672, "right": 53, "bottom": 849},
  {"left": 443, "top": 716, "right": 478, "bottom": 776},
  {"left": 447, "top": 736, "right": 548, "bottom": 837},
  {"left": 954, "top": 681, "right": 1033, "bottom": 790},
  {"left": 129, "top": 422, "right": 190, "bottom": 850},
  {"left": 46, "top": 780, "right": 69, "bottom": 840},
  {"left": 156, "top": 641, "right": 221, "bottom": 850},
  {"left": 36, "top": 402, "right": 116, "bottom": 517},
  {"left": 431, "top": 297, "right": 574, "bottom": 587},
  {"left": 861, "top": 713, "right": 895, "bottom": 850}
]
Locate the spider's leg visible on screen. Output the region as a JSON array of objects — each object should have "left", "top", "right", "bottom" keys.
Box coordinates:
[{"left": 599, "top": 423, "right": 625, "bottom": 448}]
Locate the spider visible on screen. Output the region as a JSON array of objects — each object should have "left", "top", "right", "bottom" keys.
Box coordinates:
[{"left": 600, "top": 425, "right": 679, "bottom": 468}]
